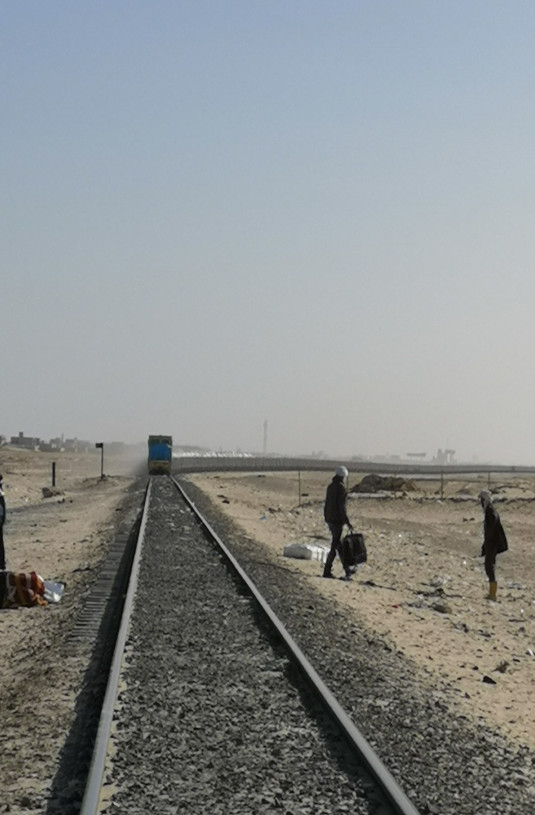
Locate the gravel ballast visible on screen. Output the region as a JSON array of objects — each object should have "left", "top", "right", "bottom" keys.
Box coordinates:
[{"left": 105, "top": 479, "right": 380, "bottom": 814}]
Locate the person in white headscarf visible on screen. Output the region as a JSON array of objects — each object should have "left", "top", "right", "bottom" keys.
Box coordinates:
[
  {"left": 323, "top": 466, "right": 353, "bottom": 580},
  {"left": 479, "top": 490, "right": 508, "bottom": 601}
]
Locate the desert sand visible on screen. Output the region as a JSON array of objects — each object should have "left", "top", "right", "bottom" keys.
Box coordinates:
[
  {"left": 186, "top": 469, "right": 535, "bottom": 752},
  {"left": 1, "top": 450, "right": 535, "bottom": 813},
  {"left": 0, "top": 445, "right": 143, "bottom": 814}
]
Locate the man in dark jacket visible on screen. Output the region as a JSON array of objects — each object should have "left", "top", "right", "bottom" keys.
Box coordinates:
[
  {"left": 323, "top": 466, "right": 353, "bottom": 580},
  {"left": 479, "top": 490, "right": 508, "bottom": 602}
]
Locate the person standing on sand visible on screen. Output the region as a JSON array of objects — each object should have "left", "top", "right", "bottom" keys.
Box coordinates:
[
  {"left": 479, "top": 489, "right": 508, "bottom": 601},
  {"left": 323, "top": 466, "right": 353, "bottom": 580},
  {"left": 0, "top": 475, "right": 6, "bottom": 570}
]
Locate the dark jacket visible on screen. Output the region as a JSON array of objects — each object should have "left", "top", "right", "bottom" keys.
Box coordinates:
[
  {"left": 324, "top": 476, "right": 350, "bottom": 526},
  {"left": 481, "top": 503, "right": 508, "bottom": 557}
]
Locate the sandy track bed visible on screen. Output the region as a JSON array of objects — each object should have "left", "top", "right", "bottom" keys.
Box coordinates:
[
  {"left": 0, "top": 446, "right": 144, "bottom": 814},
  {"left": 2, "top": 450, "right": 535, "bottom": 812}
]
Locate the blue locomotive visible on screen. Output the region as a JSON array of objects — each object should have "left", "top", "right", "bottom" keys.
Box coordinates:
[{"left": 147, "top": 435, "right": 173, "bottom": 475}]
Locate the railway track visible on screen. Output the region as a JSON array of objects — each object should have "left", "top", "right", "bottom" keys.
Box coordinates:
[{"left": 77, "top": 475, "right": 420, "bottom": 815}]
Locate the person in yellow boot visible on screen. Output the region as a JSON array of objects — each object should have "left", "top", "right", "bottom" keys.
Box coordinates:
[{"left": 479, "top": 490, "right": 508, "bottom": 601}]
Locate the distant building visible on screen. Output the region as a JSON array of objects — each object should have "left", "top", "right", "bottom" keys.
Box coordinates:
[
  {"left": 433, "top": 448, "right": 456, "bottom": 465},
  {"left": 10, "top": 431, "right": 41, "bottom": 450}
]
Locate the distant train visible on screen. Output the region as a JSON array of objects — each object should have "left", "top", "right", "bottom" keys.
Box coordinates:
[{"left": 147, "top": 435, "right": 173, "bottom": 475}]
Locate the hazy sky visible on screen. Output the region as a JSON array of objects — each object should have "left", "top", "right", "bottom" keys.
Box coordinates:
[{"left": 2, "top": 2, "right": 535, "bottom": 464}]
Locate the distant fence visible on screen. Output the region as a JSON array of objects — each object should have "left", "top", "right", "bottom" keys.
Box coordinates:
[{"left": 172, "top": 456, "right": 535, "bottom": 478}]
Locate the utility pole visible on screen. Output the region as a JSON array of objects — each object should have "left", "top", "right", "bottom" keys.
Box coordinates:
[
  {"left": 263, "top": 420, "right": 267, "bottom": 456},
  {"left": 95, "top": 442, "right": 104, "bottom": 479}
]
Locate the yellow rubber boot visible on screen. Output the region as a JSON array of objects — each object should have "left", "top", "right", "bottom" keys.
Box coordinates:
[{"left": 487, "top": 581, "right": 497, "bottom": 601}]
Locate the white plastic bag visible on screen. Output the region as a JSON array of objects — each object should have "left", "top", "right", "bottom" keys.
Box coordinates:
[
  {"left": 43, "top": 580, "right": 65, "bottom": 604},
  {"left": 283, "top": 542, "right": 329, "bottom": 564}
]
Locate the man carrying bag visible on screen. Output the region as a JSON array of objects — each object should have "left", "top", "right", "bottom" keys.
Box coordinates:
[{"left": 323, "top": 466, "right": 354, "bottom": 580}]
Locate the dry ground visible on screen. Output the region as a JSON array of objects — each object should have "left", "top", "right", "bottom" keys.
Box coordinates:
[
  {"left": 0, "top": 445, "right": 144, "bottom": 814},
  {"left": 186, "top": 469, "right": 535, "bottom": 752},
  {"left": 2, "top": 450, "right": 535, "bottom": 813}
]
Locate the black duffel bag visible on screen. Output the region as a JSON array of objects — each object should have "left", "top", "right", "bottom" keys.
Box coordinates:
[{"left": 340, "top": 531, "right": 367, "bottom": 571}]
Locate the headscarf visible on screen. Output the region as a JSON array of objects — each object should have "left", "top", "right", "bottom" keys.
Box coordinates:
[{"left": 479, "top": 490, "right": 492, "bottom": 508}]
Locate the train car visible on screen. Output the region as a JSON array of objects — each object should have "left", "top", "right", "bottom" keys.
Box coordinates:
[{"left": 147, "top": 435, "right": 173, "bottom": 475}]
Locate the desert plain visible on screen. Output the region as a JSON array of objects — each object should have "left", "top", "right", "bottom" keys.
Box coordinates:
[
  {"left": 1, "top": 447, "right": 535, "bottom": 813},
  {"left": 186, "top": 468, "right": 535, "bottom": 752}
]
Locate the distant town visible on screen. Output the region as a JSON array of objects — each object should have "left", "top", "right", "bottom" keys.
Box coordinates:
[
  {"left": 0, "top": 431, "right": 459, "bottom": 466},
  {"left": 0, "top": 431, "right": 133, "bottom": 454}
]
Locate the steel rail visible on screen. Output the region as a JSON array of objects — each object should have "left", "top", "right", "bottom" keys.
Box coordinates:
[
  {"left": 172, "top": 476, "right": 421, "bottom": 815},
  {"left": 79, "top": 479, "right": 152, "bottom": 815}
]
